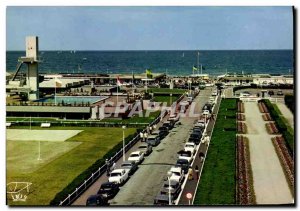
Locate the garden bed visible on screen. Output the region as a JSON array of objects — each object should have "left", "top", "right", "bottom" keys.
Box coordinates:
[
  {"left": 258, "top": 102, "right": 268, "bottom": 113},
  {"left": 265, "top": 122, "right": 279, "bottom": 134},
  {"left": 262, "top": 113, "right": 272, "bottom": 121},
  {"left": 237, "top": 121, "right": 247, "bottom": 134},
  {"left": 271, "top": 136, "right": 294, "bottom": 197},
  {"left": 237, "top": 136, "right": 256, "bottom": 205}
]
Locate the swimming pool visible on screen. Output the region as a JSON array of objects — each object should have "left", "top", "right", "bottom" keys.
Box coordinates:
[{"left": 36, "top": 96, "right": 107, "bottom": 104}]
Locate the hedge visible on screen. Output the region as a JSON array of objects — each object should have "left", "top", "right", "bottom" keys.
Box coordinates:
[
  {"left": 260, "top": 99, "right": 294, "bottom": 155},
  {"left": 49, "top": 129, "right": 142, "bottom": 205},
  {"left": 284, "top": 95, "right": 294, "bottom": 114}
]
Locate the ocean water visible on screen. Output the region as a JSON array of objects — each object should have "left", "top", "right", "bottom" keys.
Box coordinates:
[{"left": 6, "top": 50, "right": 293, "bottom": 76}]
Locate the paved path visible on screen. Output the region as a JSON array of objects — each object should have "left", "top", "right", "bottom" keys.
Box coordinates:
[
  {"left": 276, "top": 102, "right": 294, "bottom": 129},
  {"left": 244, "top": 102, "right": 293, "bottom": 204}
]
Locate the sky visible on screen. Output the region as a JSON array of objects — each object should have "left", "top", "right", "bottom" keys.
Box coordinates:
[{"left": 6, "top": 6, "right": 293, "bottom": 50}]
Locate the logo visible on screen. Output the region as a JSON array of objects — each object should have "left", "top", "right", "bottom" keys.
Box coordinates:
[{"left": 7, "top": 182, "right": 32, "bottom": 202}]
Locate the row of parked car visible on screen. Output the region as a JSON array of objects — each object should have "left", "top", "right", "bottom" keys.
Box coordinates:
[
  {"left": 86, "top": 111, "right": 181, "bottom": 206},
  {"left": 153, "top": 95, "right": 216, "bottom": 205}
]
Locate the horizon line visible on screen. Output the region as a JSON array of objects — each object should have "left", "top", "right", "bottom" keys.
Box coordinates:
[{"left": 6, "top": 49, "right": 293, "bottom": 51}]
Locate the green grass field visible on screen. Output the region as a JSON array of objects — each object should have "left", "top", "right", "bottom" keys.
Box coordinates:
[
  {"left": 194, "top": 98, "right": 237, "bottom": 205},
  {"left": 7, "top": 126, "right": 136, "bottom": 205},
  {"left": 148, "top": 88, "right": 186, "bottom": 94},
  {"left": 153, "top": 95, "right": 178, "bottom": 106}
]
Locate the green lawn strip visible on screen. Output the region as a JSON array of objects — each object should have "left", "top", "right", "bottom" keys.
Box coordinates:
[
  {"left": 148, "top": 88, "right": 187, "bottom": 94},
  {"left": 273, "top": 104, "right": 282, "bottom": 115},
  {"left": 194, "top": 98, "right": 237, "bottom": 205},
  {"left": 7, "top": 127, "right": 136, "bottom": 205},
  {"left": 153, "top": 95, "right": 179, "bottom": 106},
  {"left": 261, "top": 99, "right": 294, "bottom": 155}
]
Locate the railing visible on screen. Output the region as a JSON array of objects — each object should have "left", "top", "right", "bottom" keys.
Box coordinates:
[{"left": 58, "top": 111, "right": 164, "bottom": 206}]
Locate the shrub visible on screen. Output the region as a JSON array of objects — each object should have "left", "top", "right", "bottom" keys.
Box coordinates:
[{"left": 284, "top": 95, "right": 294, "bottom": 114}]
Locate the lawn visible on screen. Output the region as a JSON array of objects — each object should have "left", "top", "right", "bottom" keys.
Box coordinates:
[
  {"left": 153, "top": 95, "right": 179, "bottom": 106},
  {"left": 7, "top": 126, "right": 136, "bottom": 205},
  {"left": 194, "top": 98, "right": 237, "bottom": 205},
  {"left": 148, "top": 88, "right": 187, "bottom": 94}
]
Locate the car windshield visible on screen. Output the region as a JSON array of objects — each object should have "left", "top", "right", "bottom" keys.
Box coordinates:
[
  {"left": 130, "top": 154, "right": 139, "bottom": 157},
  {"left": 139, "top": 146, "right": 147, "bottom": 149},
  {"left": 110, "top": 173, "right": 121, "bottom": 177},
  {"left": 177, "top": 159, "right": 188, "bottom": 165},
  {"left": 121, "top": 163, "right": 132, "bottom": 167},
  {"left": 148, "top": 138, "right": 156, "bottom": 141},
  {"left": 186, "top": 144, "right": 193, "bottom": 148},
  {"left": 172, "top": 172, "right": 180, "bottom": 176}
]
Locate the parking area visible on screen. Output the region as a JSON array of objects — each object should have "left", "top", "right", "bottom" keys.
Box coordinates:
[
  {"left": 234, "top": 88, "right": 293, "bottom": 97},
  {"left": 72, "top": 88, "right": 213, "bottom": 206}
]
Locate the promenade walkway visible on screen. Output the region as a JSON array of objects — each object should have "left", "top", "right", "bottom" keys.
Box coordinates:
[{"left": 244, "top": 102, "right": 293, "bottom": 204}]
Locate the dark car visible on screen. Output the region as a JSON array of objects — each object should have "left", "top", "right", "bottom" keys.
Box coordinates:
[
  {"left": 154, "top": 193, "right": 170, "bottom": 205},
  {"left": 160, "top": 180, "right": 182, "bottom": 200},
  {"left": 202, "top": 104, "right": 212, "bottom": 113},
  {"left": 120, "top": 161, "right": 138, "bottom": 175},
  {"left": 175, "top": 159, "right": 190, "bottom": 174},
  {"left": 188, "top": 132, "right": 201, "bottom": 145},
  {"left": 192, "top": 127, "right": 203, "bottom": 135},
  {"left": 146, "top": 135, "right": 160, "bottom": 147},
  {"left": 97, "top": 182, "right": 119, "bottom": 199},
  {"left": 152, "top": 130, "right": 166, "bottom": 140},
  {"left": 86, "top": 194, "right": 108, "bottom": 206},
  {"left": 138, "top": 143, "right": 153, "bottom": 156},
  {"left": 159, "top": 126, "right": 169, "bottom": 137},
  {"left": 268, "top": 90, "right": 274, "bottom": 96},
  {"left": 162, "top": 121, "right": 174, "bottom": 130}
]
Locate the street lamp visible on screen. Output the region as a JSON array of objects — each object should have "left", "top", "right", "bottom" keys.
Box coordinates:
[
  {"left": 122, "top": 125, "right": 126, "bottom": 161},
  {"left": 167, "top": 171, "right": 172, "bottom": 205}
]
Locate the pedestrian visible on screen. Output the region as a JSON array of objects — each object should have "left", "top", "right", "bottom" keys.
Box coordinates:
[
  {"left": 188, "top": 167, "right": 194, "bottom": 180},
  {"left": 105, "top": 159, "right": 110, "bottom": 176},
  {"left": 199, "top": 152, "right": 205, "bottom": 163},
  {"left": 195, "top": 165, "right": 200, "bottom": 180}
]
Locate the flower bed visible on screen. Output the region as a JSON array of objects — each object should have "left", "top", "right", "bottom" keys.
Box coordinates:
[
  {"left": 258, "top": 102, "right": 268, "bottom": 113},
  {"left": 272, "top": 136, "right": 294, "bottom": 196},
  {"left": 265, "top": 122, "right": 279, "bottom": 134},
  {"left": 237, "top": 121, "right": 247, "bottom": 134},
  {"left": 237, "top": 136, "right": 256, "bottom": 205},
  {"left": 262, "top": 113, "right": 272, "bottom": 121},
  {"left": 237, "top": 113, "right": 245, "bottom": 121},
  {"left": 238, "top": 101, "right": 245, "bottom": 113}
]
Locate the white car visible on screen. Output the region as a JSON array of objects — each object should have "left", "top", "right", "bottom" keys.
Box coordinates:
[
  {"left": 178, "top": 150, "right": 193, "bottom": 163},
  {"left": 184, "top": 142, "right": 196, "bottom": 154},
  {"left": 128, "top": 151, "right": 144, "bottom": 164},
  {"left": 202, "top": 110, "right": 211, "bottom": 118},
  {"left": 195, "top": 119, "right": 206, "bottom": 128},
  {"left": 212, "top": 91, "right": 218, "bottom": 96},
  {"left": 169, "top": 114, "right": 180, "bottom": 122},
  {"left": 108, "top": 169, "right": 130, "bottom": 185},
  {"left": 169, "top": 166, "right": 185, "bottom": 183}
]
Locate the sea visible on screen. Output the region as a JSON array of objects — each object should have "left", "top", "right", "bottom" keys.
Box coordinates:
[{"left": 6, "top": 50, "right": 294, "bottom": 76}]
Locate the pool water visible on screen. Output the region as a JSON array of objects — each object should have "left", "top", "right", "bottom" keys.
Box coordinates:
[{"left": 36, "top": 96, "right": 107, "bottom": 104}]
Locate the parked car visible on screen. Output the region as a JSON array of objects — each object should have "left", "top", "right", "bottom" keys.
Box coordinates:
[
  {"left": 169, "top": 166, "right": 185, "bottom": 184},
  {"left": 86, "top": 194, "right": 108, "bottom": 206},
  {"left": 187, "top": 96, "right": 193, "bottom": 104},
  {"left": 188, "top": 132, "right": 202, "bottom": 145},
  {"left": 195, "top": 119, "right": 206, "bottom": 128},
  {"left": 268, "top": 90, "right": 274, "bottom": 96},
  {"left": 120, "top": 161, "right": 138, "bottom": 175},
  {"left": 128, "top": 151, "right": 145, "bottom": 164},
  {"left": 168, "top": 113, "right": 180, "bottom": 122},
  {"left": 177, "top": 150, "right": 193, "bottom": 163},
  {"left": 138, "top": 143, "right": 153, "bottom": 156},
  {"left": 277, "top": 90, "right": 284, "bottom": 96},
  {"left": 202, "top": 110, "right": 211, "bottom": 118},
  {"left": 175, "top": 159, "right": 190, "bottom": 174},
  {"left": 154, "top": 193, "right": 170, "bottom": 205},
  {"left": 146, "top": 135, "right": 160, "bottom": 147},
  {"left": 162, "top": 121, "right": 174, "bottom": 130},
  {"left": 184, "top": 142, "right": 196, "bottom": 154},
  {"left": 97, "top": 182, "right": 119, "bottom": 199},
  {"left": 212, "top": 90, "right": 218, "bottom": 96},
  {"left": 152, "top": 130, "right": 166, "bottom": 140},
  {"left": 160, "top": 180, "right": 182, "bottom": 200},
  {"left": 158, "top": 126, "right": 169, "bottom": 137},
  {"left": 108, "top": 169, "right": 130, "bottom": 185}
]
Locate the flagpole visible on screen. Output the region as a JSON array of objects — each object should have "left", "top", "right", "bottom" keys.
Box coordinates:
[
  {"left": 55, "top": 78, "right": 57, "bottom": 105},
  {"left": 117, "top": 84, "right": 119, "bottom": 104},
  {"left": 197, "top": 51, "right": 200, "bottom": 75}
]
